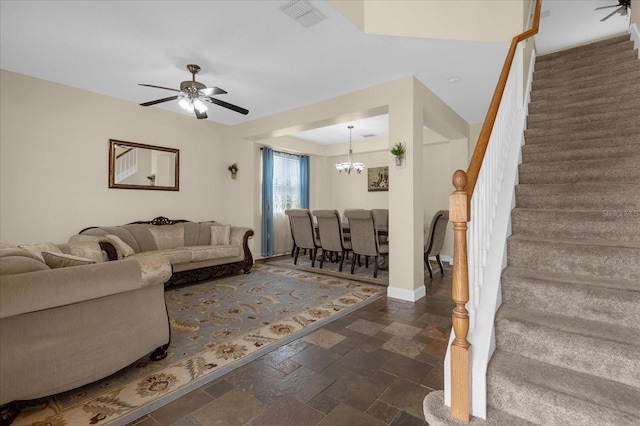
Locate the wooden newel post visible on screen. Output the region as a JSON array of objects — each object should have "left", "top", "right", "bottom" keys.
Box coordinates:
[{"left": 449, "top": 169, "right": 471, "bottom": 422}]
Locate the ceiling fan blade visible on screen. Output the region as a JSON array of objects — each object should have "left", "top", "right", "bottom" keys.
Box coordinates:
[
  {"left": 195, "top": 109, "right": 208, "bottom": 119},
  {"left": 139, "top": 83, "right": 181, "bottom": 92},
  {"left": 203, "top": 97, "right": 249, "bottom": 115},
  {"left": 140, "top": 95, "right": 179, "bottom": 106},
  {"left": 601, "top": 6, "right": 623, "bottom": 20},
  {"left": 199, "top": 87, "right": 227, "bottom": 96},
  {"left": 594, "top": 4, "right": 620, "bottom": 9}
]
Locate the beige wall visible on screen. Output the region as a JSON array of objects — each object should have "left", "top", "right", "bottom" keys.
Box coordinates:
[
  {"left": 632, "top": 0, "right": 639, "bottom": 28},
  {"left": 330, "top": 0, "right": 526, "bottom": 42},
  {"left": 0, "top": 70, "right": 253, "bottom": 245}
]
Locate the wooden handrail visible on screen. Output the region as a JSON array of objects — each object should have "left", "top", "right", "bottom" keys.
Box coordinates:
[
  {"left": 449, "top": 0, "right": 541, "bottom": 422},
  {"left": 465, "top": 0, "right": 541, "bottom": 195},
  {"left": 116, "top": 147, "right": 134, "bottom": 159}
]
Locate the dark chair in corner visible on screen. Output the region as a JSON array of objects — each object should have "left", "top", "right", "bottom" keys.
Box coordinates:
[
  {"left": 344, "top": 209, "right": 388, "bottom": 278},
  {"left": 285, "top": 209, "right": 321, "bottom": 267},
  {"left": 313, "top": 209, "right": 352, "bottom": 271},
  {"left": 424, "top": 210, "right": 449, "bottom": 278}
]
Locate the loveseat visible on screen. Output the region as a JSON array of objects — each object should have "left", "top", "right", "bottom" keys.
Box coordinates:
[
  {"left": 0, "top": 242, "right": 171, "bottom": 421},
  {"left": 79, "top": 216, "right": 254, "bottom": 287}
]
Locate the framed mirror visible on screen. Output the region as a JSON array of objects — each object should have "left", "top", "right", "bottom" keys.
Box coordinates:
[{"left": 109, "top": 139, "right": 179, "bottom": 191}]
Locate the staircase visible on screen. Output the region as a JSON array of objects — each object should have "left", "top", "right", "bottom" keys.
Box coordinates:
[{"left": 486, "top": 34, "right": 640, "bottom": 425}]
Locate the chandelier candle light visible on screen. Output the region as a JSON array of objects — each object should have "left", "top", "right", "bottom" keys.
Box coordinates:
[{"left": 335, "top": 125, "right": 365, "bottom": 174}]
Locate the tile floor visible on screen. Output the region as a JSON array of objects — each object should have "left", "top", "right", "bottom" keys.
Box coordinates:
[{"left": 130, "top": 262, "right": 453, "bottom": 426}]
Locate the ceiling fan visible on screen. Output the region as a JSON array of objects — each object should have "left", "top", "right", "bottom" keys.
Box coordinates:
[
  {"left": 595, "top": 0, "right": 631, "bottom": 21},
  {"left": 139, "top": 64, "right": 249, "bottom": 119}
]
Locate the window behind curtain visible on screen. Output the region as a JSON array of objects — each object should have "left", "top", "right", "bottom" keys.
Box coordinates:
[{"left": 262, "top": 150, "right": 309, "bottom": 256}]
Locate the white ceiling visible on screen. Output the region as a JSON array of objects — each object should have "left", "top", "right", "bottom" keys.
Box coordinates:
[{"left": 0, "top": 1, "right": 630, "bottom": 145}]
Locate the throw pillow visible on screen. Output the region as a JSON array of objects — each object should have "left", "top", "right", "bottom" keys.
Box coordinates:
[
  {"left": 42, "top": 252, "right": 96, "bottom": 269},
  {"left": 69, "top": 241, "right": 105, "bottom": 263},
  {"left": 105, "top": 234, "right": 135, "bottom": 258},
  {"left": 210, "top": 224, "right": 231, "bottom": 245},
  {"left": 18, "top": 242, "right": 63, "bottom": 262}
]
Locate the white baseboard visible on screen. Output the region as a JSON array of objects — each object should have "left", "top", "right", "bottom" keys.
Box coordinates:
[{"left": 387, "top": 285, "right": 426, "bottom": 302}]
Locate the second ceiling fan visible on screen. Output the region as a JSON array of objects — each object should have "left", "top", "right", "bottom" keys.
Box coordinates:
[
  {"left": 595, "top": 0, "right": 631, "bottom": 21},
  {"left": 139, "top": 64, "right": 249, "bottom": 119}
]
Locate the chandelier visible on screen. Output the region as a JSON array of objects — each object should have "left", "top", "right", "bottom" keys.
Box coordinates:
[{"left": 335, "top": 125, "right": 365, "bottom": 174}]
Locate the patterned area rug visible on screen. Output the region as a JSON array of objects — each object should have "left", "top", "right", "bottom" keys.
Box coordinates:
[
  {"left": 268, "top": 254, "right": 389, "bottom": 286},
  {"left": 13, "top": 264, "right": 385, "bottom": 426}
]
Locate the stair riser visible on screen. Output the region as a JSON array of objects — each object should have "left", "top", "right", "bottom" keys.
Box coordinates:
[
  {"left": 519, "top": 156, "right": 640, "bottom": 173},
  {"left": 535, "top": 44, "right": 637, "bottom": 73},
  {"left": 524, "top": 127, "right": 640, "bottom": 144},
  {"left": 534, "top": 52, "right": 639, "bottom": 81},
  {"left": 529, "top": 82, "right": 640, "bottom": 106},
  {"left": 528, "top": 93, "right": 640, "bottom": 115},
  {"left": 527, "top": 107, "right": 640, "bottom": 130},
  {"left": 532, "top": 64, "right": 640, "bottom": 90},
  {"left": 528, "top": 103, "right": 640, "bottom": 126},
  {"left": 521, "top": 145, "right": 640, "bottom": 164},
  {"left": 511, "top": 214, "right": 640, "bottom": 241},
  {"left": 495, "top": 317, "right": 640, "bottom": 388},
  {"left": 537, "top": 35, "right": 632, "bottom": 64},
  {"left": 507, "top": 238, "right": 640, "bottom": 281},
  {"left": 501, "top": 273, "right": 640, "bottom": 326},
  {"left": 524, "top": 120, "right": 640, "bottom": 140},
  {"left": 519, "top": 168, "right": 640, "bottom": 185},
  {"left": 487, "top": 367, "right": 639, "bottom": 426}
]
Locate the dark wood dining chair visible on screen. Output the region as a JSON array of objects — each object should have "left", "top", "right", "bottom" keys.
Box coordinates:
[
  {"left": 344, "top": 209, "right": 388, "bottom": 278},
  {"left": 424, "top": 210, "right": 449, "bottom": 278},
  {"left": 313, "top": 209, "right": 352, "bottom": 271},
  {"left": 285, "top": 209, "right": 321, "bottom": 267}
]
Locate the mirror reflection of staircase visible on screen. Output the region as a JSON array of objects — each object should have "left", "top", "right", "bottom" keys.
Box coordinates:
[{"left": 487, "top": 34, "right": 640, "bottom": 424}]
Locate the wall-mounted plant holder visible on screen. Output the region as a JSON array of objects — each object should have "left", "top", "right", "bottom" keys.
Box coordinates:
[
  {"left": 390, "top": 142, "right": 406, "bottom": 168},
  {"left": 228, "top": 163, "right": 239, "bottom": 180}
]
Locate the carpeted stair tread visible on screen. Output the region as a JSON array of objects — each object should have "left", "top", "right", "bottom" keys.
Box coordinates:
[
  {"left": 527, "top": 103, "right": 640, "bottom": 129},
  {"left": 529, "top": 80, "right": 640, "bottom": 107},
  {"left": 524, "top": 116, "right": 640, "bottom": 139},
  {"left": 531, "top": 63, "right": 640, "bottom": 91},
  {"left": 507, "top": 235, "right": 640, "bottom": 280},
  {"left": 521, "top": 141, "right": 640, "bottom": 163},
  {"left": 510, "top": 208, "right": 640, "bottom": 241},
  {"left": 495, "top": 305, "right": 640, "bottom": 387},
  {"left": 536, "top": 34, "right": 631, "bottom": 63},
  {"left": 501, "top": 266, "right": 640, "bottom": 326},
  {"left": 521, "top": 136, "right": 640, "bottom": 154},
  {"left": 515, "top": 182, "right": 640, "bottom": 210},
  {"left": 527, "top": 100, "right": 640, "bottom": 126},
  {"left": 528, "top": 91, "right": 640, "bottom": 116},
  {"left": 487, "top": 350, "right": 640, "bottom": 425},
  {"left": 534, "top": 43, "right": 637, "bottom": 73},
  {"left": 533, "top": 50, "right": 640, "bottom": 82}
]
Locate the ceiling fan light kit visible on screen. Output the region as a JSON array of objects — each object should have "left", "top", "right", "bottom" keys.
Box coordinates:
[{"left": 139, "top": 64, "right": 248, "bottom": 119}]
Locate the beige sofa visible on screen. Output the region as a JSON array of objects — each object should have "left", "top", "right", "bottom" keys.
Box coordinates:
[
  {"left": 0, "top": 243, "right": 171, "bottom": 419},
  {"left": 79, "top": 216, "right": 254, "bottom": 286}
]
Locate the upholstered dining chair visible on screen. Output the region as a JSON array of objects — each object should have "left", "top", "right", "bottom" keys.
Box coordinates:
[
  {"left": 312, "top": 210, "right": 352, "bottom": 271},
  {"left": 285, "top": 209, "right": 321, "bottom": 267},
  {"left": 344, "top": 209, "right": 389, "bottom": 278},
  {"left": 424, "top": 210, "right": 449, "bottom": 278},
  {"left": 371, "top": 209, "right": 389, "bottom": 244}
]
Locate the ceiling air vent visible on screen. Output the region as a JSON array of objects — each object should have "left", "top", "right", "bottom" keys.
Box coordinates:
[
  {"left": 280, "top": 0, "right": 327, "bottom": 28},
  {"left": 362, "top": 134, "right": 376, "bottom": 138}
]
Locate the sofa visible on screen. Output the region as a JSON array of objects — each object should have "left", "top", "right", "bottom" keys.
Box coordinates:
[
  {"left": 0, "top": 242, "right": 172, "bottom": 420},
  {"left": 79, "top": 216, "right": 254, "bottom": 287}
]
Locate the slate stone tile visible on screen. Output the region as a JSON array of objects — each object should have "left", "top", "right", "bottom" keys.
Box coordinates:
[
  {"left": 202, "top": 379, "right": 234, "bottom": 399},
  {"left": 223, "top": 362, "right": 287, "bottom": 405},
  {"left": 274, "top": 365, "right": 334, "bottom": 403},
  {"left": 324, "top": 372, "right": 385, "bottom": 412},
  {"left": 148, "top": 388, "right": 212, "bottom": 426},
  {"left": 379, "top": 377, "right": 432, "bottom": 420},
  {"left": 390, "top": 411, "right": 428, "bottom": 426},
  {"left": 171, "top": 415, "right": 205, "bottom": 426},
  {"left": 382, "top": 335, "right": 427, "bottom": 358},
  {"left": 367, "top": 400, "right": 400, "bottom": 424},
  {"left": 330, "top": 347, "right": 386, "bottom": 377},
  {"left": 290, "top": 343, "right": 342, "bottom": 372},
  {"left": 303, "top": 328, "right": 346, "bottom": 349},
  {"left": 249, "top": 395, "right": 324, "bottom": 426},
  {"left": 414, "top": 312, "right": 452, "bottom": 328},
  {"left": 192, "top": 389, "right": 265, "bottom": 426},
  {"left": 317, "top": 402, "right": 386, "bottom": 426},
  {"left": 328, "top": 341, "right": 354, "bottom": 356},
  {"left": 423, "top": 338, "right": 449, "bottom": 357},
  {"left": 308, "top": 391, "right": 340, "bottom": 415},
  {"left": 126, "top": 416, "right": 158, "bottom": 426},
  {"left": 383, "top": 322, "right": 423, "bottom": 338},
  {"left": 420, "top": 362, "right": 445, "bottom": 390},
  {"left": 379, "top": 350, "right": 433, "bottom": 384},
  {"left": 346, "top": 318, "right": 387, "bottom": 336}
]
